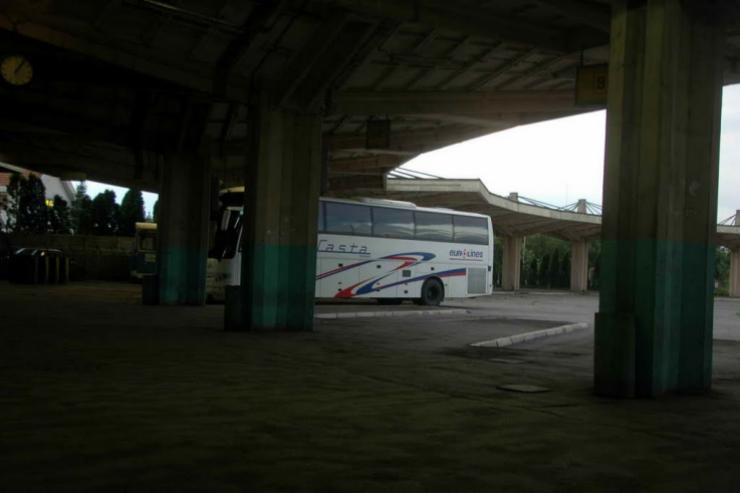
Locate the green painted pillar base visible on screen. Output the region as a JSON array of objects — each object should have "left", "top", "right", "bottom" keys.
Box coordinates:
[
  {"left": 158, "top": 246, "right": 209, "bottom": 305},
  {"left": 594, "top": 312, "right": 636, "bottom": 397},
  {"left": 596, "top": 1, "right": 723, "bottom": 397},
  {"left": 156, "top": 152, "right": 211, "bottom": 306},
  {"left": 240, "top": 244, "right": 316, "bottom": 331},
  {"left": 229, "top": 101, "right": 322, "bottom": 331}
]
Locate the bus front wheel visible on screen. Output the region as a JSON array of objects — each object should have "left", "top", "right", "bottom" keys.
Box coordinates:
[{"left": 418, "top": 278, "right": 444, "bottom": 306}]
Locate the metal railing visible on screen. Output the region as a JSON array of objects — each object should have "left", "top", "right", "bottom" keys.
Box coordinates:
[
  {"left": 719, "top": 213, "right": 740, "bottom": 227},
  {"left": 387, "top": 168, "right": 443, "bottom": 180},
  {"left": 388, "top": 169, "right": 740, "bottom": 231}
]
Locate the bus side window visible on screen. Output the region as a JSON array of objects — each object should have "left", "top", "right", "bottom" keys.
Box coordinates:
[
  {"left": 415, "top": 212, "right": 453, "bottom": 242},
  {"left": 453, "top": 216, "right": 488, "bottom": 245},
  {"left": 372, "top": 207, "right": 413, "bottom": 239},
  {"left": 325, "top": 202, "right": 372, "bottom": 236}
]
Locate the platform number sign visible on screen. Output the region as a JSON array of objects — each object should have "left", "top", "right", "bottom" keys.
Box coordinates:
[{"left": 575, "top": 64, "right": 608, "bottom": 106}]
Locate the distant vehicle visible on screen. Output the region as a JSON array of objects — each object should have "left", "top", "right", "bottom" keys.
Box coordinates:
[
  {"left": 208, "top": 190, "right": 494, "bottom": 305},
  {"left": 130, "top": 222, "right": 157, "bottom": 280}
]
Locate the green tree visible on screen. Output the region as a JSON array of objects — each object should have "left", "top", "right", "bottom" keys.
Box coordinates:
[
  {"left": 91, "top": 190, "right": 120, "bottom": 235},
  {"left": 521, "top": 234, "right": 573, "bottom": 289},
  {"left": 4, "top": 172, "right": 23, "bottom": 232},
  {"left": 548, "top": 250, "right": 561, "bottom": 288},
  {"left": 538, "top": 253, "right": 550, "bottom": 288},
  {"left": 526, "top": 257, "right": 538, "bottom": 288},
  {"left": 71, "top": 182, "right": 94, "bottom": 234},
  {"left": 588, "top": 240, "right": 601, "bottom": 289},
  {"left": 560, "top": 251, "right": 571, "bottom": 288},
  {"left": 119, "top": 189, "right": 145, "bottom": 236},
  {"left": 716, "top": 246, "right": 731, "bottom": 291},
  {"left": 152, "top": 199, "right": 160, "bottom": 223},
  {"left": 49, "top": 195, "right": 72, "bottom": 234},
  {"left": 493, "top": 237, "right": 503, "bottom": 287},
  {"left": 0, "top": 193, "right": 7, "bottom": 232},
  {"left": 26, "top": 174, "right": 47, "bottom": 233},
  {"left": 9, "top": 173, "right": 47, "bottom": 233}
]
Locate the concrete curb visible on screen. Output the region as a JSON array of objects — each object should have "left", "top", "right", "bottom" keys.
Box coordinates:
[
  {"left": 315, "top": 308, "right": 469, "bottom": 319},
  {"left": 469, "top": 322, "right": 589, "bottom": 348}
]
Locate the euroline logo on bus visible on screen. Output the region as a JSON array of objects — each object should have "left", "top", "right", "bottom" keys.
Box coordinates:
[
  {"left": 318, "top": 239, "right": 371, "bottom": 256},
  {"left": 449, "top": 249, "right": 484, "bottom": 260}
]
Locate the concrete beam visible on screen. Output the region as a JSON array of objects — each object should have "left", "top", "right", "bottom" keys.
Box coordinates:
[
  {"left": 328, "top": 174, "right": 386, "bottom": 194},
  {"left": 329, "top": 155, "right": 407, "bottom": 174},
  {"left": 326, "top": 125, "right": 494, "bottom": 154},
  {"left": 212, "top": 1, "right": 284, "bottom": 96},
  {"left": 533, "top": 0, "right": 611, "bottom": 32},
  {"left": 0, "top": 14, "right": 248, "bottom": 102},
  {"left": 501, "top": 236, "right": 522, "bottom": 291},
  {"left": 731, "top": 249, "right": 740, "bottom": 298},
  {"left": 0, "top": 127, "right": 159, "bottom": 192},
  {"left": 271, "top": 13, "right": 384, "bottom": 112},
  {"left": 335, "top": 0, "right": 607, "bottom": 53},
  {"left": 332, "top": 90, "right": 580, "bottom": 117},
  {"left": 570, "top": 240, "right": 589, "bottom": 292}
]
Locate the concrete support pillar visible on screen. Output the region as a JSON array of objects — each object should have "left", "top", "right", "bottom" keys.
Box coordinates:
[
  {"left": 595, "top": 1, "right": 725, "bottom": 397},
  {"left": 227, "top": 100, "right": 322, "bottom": 331},
  {"left": 731, "top": 249, "right": 740, "bottom": 298},
  {"left": 570, "top": 240, "right": 589, "bottom": 292},
  {"left": 501, "top": 236, "right": 522, "bottom": 291},
  {"left": 157, "top": 152, "right": 211, "bottom": 305}
]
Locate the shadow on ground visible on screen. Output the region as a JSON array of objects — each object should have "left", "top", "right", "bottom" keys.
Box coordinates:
[{"left": 2, "top": 282, "right": 740, "bottom": 491}]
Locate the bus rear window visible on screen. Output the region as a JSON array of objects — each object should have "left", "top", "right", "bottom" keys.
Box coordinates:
[
  {"left": 453, "top": 216, "right": 488, "bottom": 245},
  {"left": 324, "top": 202, "right": 372, "bottom": 236}
]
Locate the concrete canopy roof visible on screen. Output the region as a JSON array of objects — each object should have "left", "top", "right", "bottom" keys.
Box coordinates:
[
  {"left": 0, "top": 1, "right": 738, "bottom": 191},
  {"left": 379, "top": 178, "right": 740, "bottom": 248}
]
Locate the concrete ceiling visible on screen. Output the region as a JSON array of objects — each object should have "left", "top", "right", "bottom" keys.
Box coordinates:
[{"left": 0, "top": 1, "right": 738, "bottom": 192}]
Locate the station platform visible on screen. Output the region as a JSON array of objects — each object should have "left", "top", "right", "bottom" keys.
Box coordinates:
[{"left": 2, "top": 281, "right": 740, "bottom": 491}]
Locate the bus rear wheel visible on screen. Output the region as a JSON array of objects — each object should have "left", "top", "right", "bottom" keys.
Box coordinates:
[{"left": 418, "top": 278, "right": 444, "bottom": 306}]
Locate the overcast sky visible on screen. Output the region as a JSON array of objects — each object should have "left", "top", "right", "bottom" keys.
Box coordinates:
[
  {"left": 86, "top": 84, "right": 739, "bottom": 222},
  {"left": 403, "top": 83, "right": 740, "bottom": 222}
]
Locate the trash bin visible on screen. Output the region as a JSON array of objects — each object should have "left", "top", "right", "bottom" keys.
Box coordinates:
[
  {"left": 44, "top": 249, "right": 66, "bottom": 284},
  {"left": 8, "top": 248, "right": 69, "bottom": 284},
  {"left": 9, "top": 248, "right": 41, "bottom": 284}
]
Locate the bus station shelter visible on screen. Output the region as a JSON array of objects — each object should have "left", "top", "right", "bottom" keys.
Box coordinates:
[{"left": 1, "top": 0, "right": 740, "bottom": 399}]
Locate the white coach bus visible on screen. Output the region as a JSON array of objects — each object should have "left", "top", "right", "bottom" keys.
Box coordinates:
[{"left": 207, "top": 192, "right": 494, "bottom": 305}]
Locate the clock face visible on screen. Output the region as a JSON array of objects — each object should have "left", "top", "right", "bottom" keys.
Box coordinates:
[{"left": 1, "top": 55, "right": 33, "bottom": 86}]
